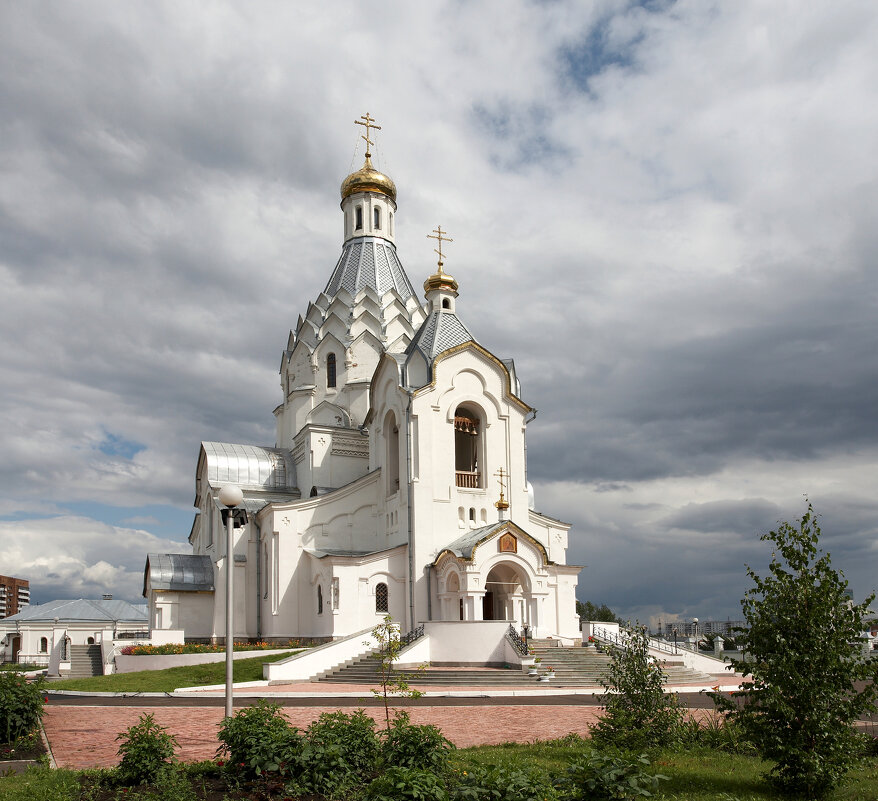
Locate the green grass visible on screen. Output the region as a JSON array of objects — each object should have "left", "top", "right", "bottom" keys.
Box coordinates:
[
  {"left": 2, "top": 745, "right": 878, "bottom": 800},
  {"left": 49, "top": 650, "right": 297, "bottom": 693}
]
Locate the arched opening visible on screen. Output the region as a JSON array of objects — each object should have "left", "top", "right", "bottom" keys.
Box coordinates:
[
  {"left": 389, "top": 212, "right": 393, "bottom": 235},
  {"left": 442, "top": 298, "right": 450, "bottom": 309},
  {"left": 374, "top": 207, "right": 381, "bottom": 229},
  {"left": 317, "top": 584, "right": 324, "bottom": 615},
  {"left": 326, "top": 353, "right": 337, "bottom": 388},
  {"left": 454, "top": 407, "right": 481, "bottom": 488},
  {"left": 355, "top": 206, "right": 363, "bottom": 230},
  {"left": 483, "top": 562, "right": 529, "bottom": 622},
  {"left": 39, "top": 637, "right": 48, "bottom": 653},
  {"left": 384, "top": 411, "right": 400, "bottom": 495},
  {"left": 87, "top": 636, "right": 95, "bottom": 645},
  {"left": 375, "top": 582, "right": 389, "bottom": 613}
]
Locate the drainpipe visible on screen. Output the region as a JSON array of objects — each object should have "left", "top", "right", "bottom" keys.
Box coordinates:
[
  {"left": 255, "top": 523, "right": 262, "bottom": 639},
  {"left": 426, "top": 564, "right": 432, "bottom": 621},
  {"left": 523, "top": 409, "right": 537, "bottom": 487},
  {"left": 405, "top": 386, "right": 416, "bottom": 631}
]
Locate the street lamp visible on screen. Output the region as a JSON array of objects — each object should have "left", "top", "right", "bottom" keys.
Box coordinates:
[
  {"left": 692, "top": 617, "right": 699, "bottom": 652},
  {"left": 219, "top": 484, "right": 244, "bottom": 719}
]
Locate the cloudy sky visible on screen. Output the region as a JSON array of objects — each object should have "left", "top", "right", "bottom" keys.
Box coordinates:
[{"left": 1, "top": 1, "right": 876, "bottom": 627}]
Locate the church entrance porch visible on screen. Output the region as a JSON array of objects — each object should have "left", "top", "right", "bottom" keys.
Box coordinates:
[{"left": 483, "top": 562, "right": 529, "bottom": 623}]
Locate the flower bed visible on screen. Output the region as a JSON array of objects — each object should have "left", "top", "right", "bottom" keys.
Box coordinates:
[{"left": 119, "top": 639, "right": 302, "bottom": 656}]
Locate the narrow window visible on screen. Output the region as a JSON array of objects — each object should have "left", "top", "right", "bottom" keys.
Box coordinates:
[
  {"left": 385, "top": 411, "right": 400, "bottom": 494},
  {"left": 40, "top": 637, "right": 48, "bottom": 653},
  {"left": 442, "top": 298, "right": 451, "bottom": 309},
  {"left": 317, "top": 585, "right": 324, "bottom": 615},
  {"left": 389, "top": 212, "right": 393, "bottom": 235},
  {"left": 332, "top": 577, "right": 340, "bottom": 610},
  {"left": 327, "top": 353, "right": 337, "bottom": 388},
  {"left": 355, "top": 206, "right": 363, "bottom": 230},
  {"left": 263, "top": 544, "right": 269, "bottom": 599},
  {"left": 374, "top": 207, "right": 381, "bottom": 229},
  {"left": 454, "top": 408, "right": 481, "bottom": 488},
  {"left": 469, "top": 507, "right": 476, "bottom": 522},
  {"left": 376, "top": 582, "right": 389, "bottom": 613}
]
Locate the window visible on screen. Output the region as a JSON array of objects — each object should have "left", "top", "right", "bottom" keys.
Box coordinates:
[
  {"left": 385, "top": 411, "right": 399, "bottom": 494},
  {"left": 374, "top": 207, "right": 381, "bottom": 229},
  {"left": 376, "top": 582, "right": 389, "bottom": 613},
  {"left": 389, "top": 212, "right": 393, "bottom": 235},
  {"left": 332, "top": 577, "right": 340, "bottom": 610},
  {"left": 442, "top": 298, "right": 450, "bottom": 309},
  {"left": 454, "top": 407, "right": 481, "bottom": 487},
  {"left": 317, "top": 584, "right": 324, "bottom": 615},
  {"left": 39, "top": 637, "right": 48, "bottom": 653},
  {"left": 469, "top": 507, "right": 476, "bottom": 521},
  {"left": 355, "top": 206, "right": 363, "bottom": 230},
  {"left": 327, "top": 353, "right": 337, "bottom": 388},
  {"left": 263, "top": 544, "right": 268, "bottom": 599}
]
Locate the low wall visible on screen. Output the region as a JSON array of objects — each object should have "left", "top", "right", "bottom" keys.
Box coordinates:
[
  {"left": 417, "top": 620, "right": 518, "bottom": 666},
  {"left": 115, "top": 647, "right": 294, "bottom": 673},
  {"left": 265, "top": 627, "right": 378, "bottom": 683}
]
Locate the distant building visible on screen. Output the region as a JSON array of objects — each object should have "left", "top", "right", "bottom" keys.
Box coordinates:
[
  {"left": 0, "top": 575, "right": 29, "bottom": 619},
  {"left": 657, "top": 619, "right": 747, "bottom": 639}
]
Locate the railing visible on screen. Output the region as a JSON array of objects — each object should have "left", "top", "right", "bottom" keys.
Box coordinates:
[
  {"left": 116, "top": 631, "right": 150, "bottom": 640},
  {"left": 505, "top": 624, "right": 529, "bottom": 657},
  {"left": 455, "top": 471, "right": 480, "bottom": 488},
  {"left": 590, "top": 625, "right": 678, "bottom": 656},
  {"left": 399, "top": 624, "right": 424, "bottom": 648}
]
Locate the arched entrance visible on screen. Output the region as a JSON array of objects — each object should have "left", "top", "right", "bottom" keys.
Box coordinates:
[{"left": 483, "top": 562, "right": 529, "bottom": 622}]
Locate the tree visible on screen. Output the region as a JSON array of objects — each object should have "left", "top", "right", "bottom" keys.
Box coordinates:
[
  {"left": 368, "top": 616, "right": 424, "bottom": 728},
  {"left": 717, "top": 502, "right": 878, "bottom": 797},
  {"left": 576, "top": 600, "right": 620, "bottom": 623},
  {"left": 592, "top": 622, "right": 683, "bottom": 751}
]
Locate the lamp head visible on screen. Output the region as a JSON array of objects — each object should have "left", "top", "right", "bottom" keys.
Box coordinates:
[{"left": 218, "top": 485, "right": 243, "bottom": 508}]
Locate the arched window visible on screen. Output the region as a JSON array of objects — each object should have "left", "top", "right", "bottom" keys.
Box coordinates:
[
  {"left": 442, "top": 298, "right": 451, "bottom": 309},
  {"left": 326, "top": 353, "right": 337, "bottom": 388},
  {"left": 39, "top": 637, "right": 48, "bottom": 653},
  {"left": 389, "top": 212, "right": 393, "bottom": 235},
  {"left": 469, "top": 507, "right": 476, "bottom": 522},
  {"left": 376, "top": 582, "right": 389, "bottom": 613},
  {"left": 374, "top": 207, "right": 381, "bottom": 229},
  {"left": 87, "top": 636, "right": 95, "bottom": 645},
  {"left": 385, "top": 411, "right": 399, "bottom": 494},
  {"left": 454, "top": 407, "right": 481, "bottom": 488},
  {"left": 263, "top": 544, "right": 269, "bottom": 599},
  {"left": 317, "top": 584, "right": 324, "bottom": 615},
  {"left": 355, "top": 206, "right": 363, "bottom": 230}
]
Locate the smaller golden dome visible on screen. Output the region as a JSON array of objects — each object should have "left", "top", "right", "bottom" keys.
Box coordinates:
[
  {"left": 424, "top": 266, "right": 459, "bottom": 295},
  {"left": 340, "top": 155, "right": 397, "bottom": 203}
]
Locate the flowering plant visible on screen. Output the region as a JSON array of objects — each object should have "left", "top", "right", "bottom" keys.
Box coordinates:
[
  {"left": 119, "top": 639, "right": 301, "bottom": 656},
  {"left": 588, "top": 636, "right": 596, "bottom": 643}
]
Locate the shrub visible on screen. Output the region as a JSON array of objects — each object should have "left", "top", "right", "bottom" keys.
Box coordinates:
[
  {"left": 365, "top": 766, "right": 449, "bottom": 801},
  {"left": 293, "top": 709, "right": 380, "bottom": 796},
  {"left": 591, "top": 622, "right": 684, "bottom": 751},
  {"left": 381, "top": 712, "right": 455, "bottom": 772},
  {"left": 717, "top": 503, "right": 878, "bottom": 797},
  {"left": 216, "top": 699, "right": 303, "bottom": 778},
  {"left": 0, "top": 672, "right": 45, "bottom": 743},
  {"left": 564, "top": 750, "right": 667, "bottom": 801},
  {"left": 115, "top": 713, "right": 179, "bottom": 785},
  {"left": 450, "top": 763, "right": 559, "bottom": 801}
]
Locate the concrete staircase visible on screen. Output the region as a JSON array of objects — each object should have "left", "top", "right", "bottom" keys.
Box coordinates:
[
  {"left": 64, "top": 644, "right": 103, "bottom": 678},
  {"left": 316, "top": 641, "right": 714, "bottom": 688}
]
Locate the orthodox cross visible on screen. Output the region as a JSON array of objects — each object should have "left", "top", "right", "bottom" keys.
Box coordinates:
[
  {"left": 354, "top": 112, "right": 381, "bottom": 158},
  {"left": 493, "top": 467, "right": 510, "bottom": 510},
  {"left": 427, "top": 225, "right": 453, "bottom": 270}
]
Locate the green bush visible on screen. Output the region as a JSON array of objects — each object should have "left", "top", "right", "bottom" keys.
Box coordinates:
[
  {"left": 115, "top": 713, "right": 179, "bottom": 785},
  {"left": 591, "top": 623, "right": 684, "bottom": 751},
  {"left": 0, "top": 672, "right": 45, "bottom": 743},
  {"left": 216, "top": 699, "right": 303, "bottom": 778},
  {"left": 381, "top": 712, "right": 455, "bottom": 772},
  {"left": 564, "top": 750, "right": 667, "bottom": 801},
  {"left": 365, "top": 766, "right": 449, "bottom": 801},
  {"left": 295, "top": 709, "right": 380, "bottom": 796},
  {"left": 450, "top": 763, "right": 559, "bottom": 801}
]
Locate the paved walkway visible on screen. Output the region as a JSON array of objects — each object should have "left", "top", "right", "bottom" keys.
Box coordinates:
[{"left": 43, "top": 674, "right": 742, "bottom": 770}]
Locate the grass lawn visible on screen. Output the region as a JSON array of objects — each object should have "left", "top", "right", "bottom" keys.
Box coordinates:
[
  {"left": 2, "top": 743, "right": 878, "bottom": 800},
  {"left": 48, "top": 650, "right": 297, "bottom": 693}
]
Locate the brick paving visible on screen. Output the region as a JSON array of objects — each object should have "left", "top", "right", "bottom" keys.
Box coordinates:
[{"left": 43, "top": 703, "right": 610, "bottom": 769}]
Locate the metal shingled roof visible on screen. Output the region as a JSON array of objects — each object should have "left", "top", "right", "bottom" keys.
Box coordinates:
[
  {"left": 324, "top": 237, "right": 416, "bottom": 300},
  {"left": 1, "top": 598, "right": 147, "bottom": 623},
  {"left": 407, "top": 309, "right": 475, "bottom": 363}
]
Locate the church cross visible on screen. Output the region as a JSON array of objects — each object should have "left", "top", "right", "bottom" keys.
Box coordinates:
[
  {"left": 493, "top": 467, "right": 509, "bottom": 510},
  {"left": 427, "top": 225, "right": 453, "bottom": 270},
  {"left": 354, "top": 112, "right": 381, "bottom": 158}
]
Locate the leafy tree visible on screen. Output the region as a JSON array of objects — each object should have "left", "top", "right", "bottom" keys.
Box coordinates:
[
  {"left": 716, "top": 502, "right": 878, "bottom": 797},
  {"left": 576, "top": 600, "right": 620, "bottom": 623},
  {"left": 592, "top": 622, "right": 683, "bottom": 751},
  {"left": 368, "top": 615, "right": 424, "bottom": 728}
]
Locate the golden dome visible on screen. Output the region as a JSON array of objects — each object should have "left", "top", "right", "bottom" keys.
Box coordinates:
[
  {"left": 423, "top": 266, "right": 458, "bottom": 295},
  {"left": 340, "top": 155, "right": 397, "bottom": 203}
]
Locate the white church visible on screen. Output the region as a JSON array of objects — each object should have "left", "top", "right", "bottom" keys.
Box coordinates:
[{"left": 144, "top": 118, "right": 582, "bottom": 649}]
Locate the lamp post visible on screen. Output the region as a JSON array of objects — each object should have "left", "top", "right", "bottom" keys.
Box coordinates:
[
  {"left": 219, "top": 484, "right": 244, "bottom": 719},
  {"left": 692, "top": 617, "right": 699, "bottom": 652},
  {"left": 673, "top": 627, "right": 678, "bottom": 655}
]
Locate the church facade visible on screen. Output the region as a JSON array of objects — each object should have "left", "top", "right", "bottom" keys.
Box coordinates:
[{"left": 144, "top": 121, "right": 582, "bottom": 645}]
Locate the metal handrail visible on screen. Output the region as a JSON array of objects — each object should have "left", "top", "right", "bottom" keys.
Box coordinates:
[
  {"left": 590, "top": 625, "right": 678, "bottom": 656},
  {"left": 506, "top": 624, "right": 529, "bottom": 657},
  {"left": 399, "top": 624, "right": 424, "bottom": 648}
]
